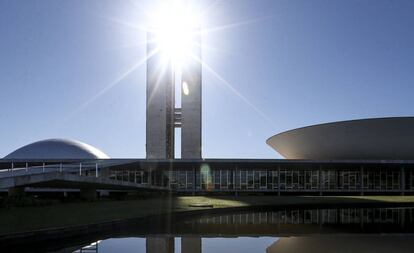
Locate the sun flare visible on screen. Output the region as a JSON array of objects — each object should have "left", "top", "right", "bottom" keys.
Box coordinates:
[{"left": 148, "top": 1, "right": 201, "bottom": 67}]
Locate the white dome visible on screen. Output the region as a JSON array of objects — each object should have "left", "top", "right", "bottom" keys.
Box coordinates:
[{"left": 4, "top": 139, "right": 109, "bottom": 159}]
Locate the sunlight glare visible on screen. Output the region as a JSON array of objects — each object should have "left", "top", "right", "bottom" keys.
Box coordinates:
[
  {"left": 149, "top": 1, "right": 201, "bottom": 67},
  {"left": 182, "top": 81, "right": 190, "bottom": 95}
]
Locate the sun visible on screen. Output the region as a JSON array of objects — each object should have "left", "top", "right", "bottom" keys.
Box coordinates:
[{"left": 148, "top": 1, "right": 201, "bottom": 67}]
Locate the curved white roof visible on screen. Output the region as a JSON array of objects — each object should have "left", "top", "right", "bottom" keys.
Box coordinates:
[
  {"left": 266, "top": 117, "right": 414, "bottom": 160},
  {"left": 4, "top": 139, "right": 109, "bottom": 159}
]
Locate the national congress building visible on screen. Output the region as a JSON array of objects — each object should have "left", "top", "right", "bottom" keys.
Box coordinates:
[{"left": 1, "top": 30, "right": 414, "bottom": 197}]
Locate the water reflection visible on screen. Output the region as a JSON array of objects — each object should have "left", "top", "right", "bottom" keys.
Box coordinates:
[
  {"left": 18, "top": 206, "right": 414, "bottom": 252},
  {"left": 72, "top": 235, "right": 414, "bottom": 253},
  {"left": 73, "top": 237, "right": 277, "bottom": 253},
  {"left": 176, "top": 207, "right": 414, "bottom": 235}
]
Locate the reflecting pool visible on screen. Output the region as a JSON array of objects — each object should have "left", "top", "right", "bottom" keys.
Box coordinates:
[
  {"left": 12, "top": 206, "right": 414, "bottom": 252},
  {"left": 72, "top": 236, "right": 414, "bottom": 253}
]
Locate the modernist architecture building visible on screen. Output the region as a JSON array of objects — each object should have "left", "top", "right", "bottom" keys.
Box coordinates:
[
  {"left": 2, "top": 117, "right": 414, "bottom": 196},
  {"left": 146, "top": 31, "right": 202, "bottom": 160},
  {"left": 266, "top": 117, "right": 414, "bottom": 160},
  {"left": 1, "top": 27, "right": 414, "bottom": 196},
  {"left": 4, "top": 139, "right": 109, "bottom": 160}
]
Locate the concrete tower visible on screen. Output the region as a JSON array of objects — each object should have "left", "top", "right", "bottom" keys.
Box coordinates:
[
  {"left": 146, "top": 31, "right": 202, "bottom": 159},
  {"left": 181, "top": 33, "right": 202, "bottom": 159},
  {"left": 146, "top": 32, "right": 175, "bottom": 159}
]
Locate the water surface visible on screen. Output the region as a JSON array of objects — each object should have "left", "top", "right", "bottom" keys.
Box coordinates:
[{"left": 16, "top": 206, "right": 414, "bottom": 252}]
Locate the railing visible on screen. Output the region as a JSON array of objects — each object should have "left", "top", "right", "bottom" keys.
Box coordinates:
[{"left": 0, "top": 162, "right": 101, "bottom": 178}]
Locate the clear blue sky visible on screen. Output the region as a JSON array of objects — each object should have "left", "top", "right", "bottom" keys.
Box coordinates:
[{"left": 0, "top": 0, "right": 413, "bottom": 158}]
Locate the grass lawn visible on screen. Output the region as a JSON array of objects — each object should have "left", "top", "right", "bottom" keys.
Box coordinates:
[{"left": 1, "top": 195, "right": 414, "bottom": 236}]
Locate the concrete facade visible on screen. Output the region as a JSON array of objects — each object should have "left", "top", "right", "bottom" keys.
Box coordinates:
[
  {"left": 267, "top": 117, "right": 414, "bottom": 160},
  {"left": 146, "top": 31, "right": 202, "bottom": 159},
  {"left": 146, "top": 32, "right": 175, "bottom": 159},
  {"left": 181, "top": 33, "right": 202, "bottom": 159},
  {"left": 4, "top": 139, "right": 109, "bottom": 160}
]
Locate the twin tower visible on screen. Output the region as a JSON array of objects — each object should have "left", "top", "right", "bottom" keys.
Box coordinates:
[{"left": 146, "top": 32, "right": 202, "bottom": 159}]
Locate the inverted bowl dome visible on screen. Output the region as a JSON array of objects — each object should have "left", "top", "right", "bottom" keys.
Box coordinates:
[
  {"left": 4, "top": 139, "right": 109, "bottom": 159},
  {"left": 266, "top": 117, "right": 414, "bottom": 160}
]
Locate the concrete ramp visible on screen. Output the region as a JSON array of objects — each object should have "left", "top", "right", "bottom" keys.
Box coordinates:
[{"left": 0, "top": 172, "right": 169, "bottom": 191}]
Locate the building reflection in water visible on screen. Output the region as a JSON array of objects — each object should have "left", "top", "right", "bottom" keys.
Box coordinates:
[
  {"left": 266, "top": 236, "right": 414, "bottom": 253},
  {"left": 72, "top": 241, "right": 99, "bottom": 253},
  {"left": 74, "top": 237, "right": 201, "bottom": 253},
  {"left": 187, "top": 207, "right": 411, "bottom": 226},
  {"left": 145, "top": 237, "right": 202, "bottom": 253},
  {"left": 146, "top": 237, "right": 174, "bottom": 253},
  {"left": 73, "top": 207, "right": 414, "bottom": 253},
  {"left": 74, "top": 235, "right": 414, "bottom": 253},
  {"left": 181, "top": 237, "right": 202, "bottom": 253}
]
